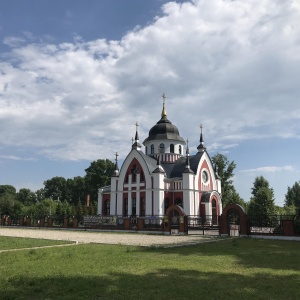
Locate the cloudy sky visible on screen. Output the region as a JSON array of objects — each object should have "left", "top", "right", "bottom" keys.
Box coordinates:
[{"left": 0, "top": 0, "right": 299, "bottom": 205}]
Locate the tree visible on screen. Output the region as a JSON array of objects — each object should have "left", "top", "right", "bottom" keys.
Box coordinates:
[
  {"left": 66, "top": 176, "right": 87, "bottom": 205},
  {"left": 84, "top": 159, "right": 115, "bottom": 201},
  {"left": 285, "top": 181, "right": 300, "bottom": 208},
  {"left": 35, "top": 188, "right": 46, "bottom": 202},
  {"left": 251, "top": 176, "right": 272, "bottom": 197},
  {"left": 275, "top": 204, "right": 296, "bottom": 215},
  {"left": 211, "top": 153, "right": 240, "bottom": 207},
  {"left": 247, "top": 176, "right": 276, "bottom": 218},
  {"left": 17, "top": 188, "right": 37, "bottom": 206},
  {"left": 225, "top": 187, "right": 247, "bottom": 208},
  {"left": 43, "top": 177, "right": 67, "bottom": 201},
  {"left": 0, "top": 194, "right": 14, "bottom": 215},
  {"left": 0, "top": 185, "right": 16, "bottom": 197}
]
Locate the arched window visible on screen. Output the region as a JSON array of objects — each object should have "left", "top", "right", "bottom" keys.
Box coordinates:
[
  {"left": 170, "top": 144, "right": 174, "bottom": 153},
  {"left": 151, "top": 144, "right": 154, "bottom": 154},
  {"left": 140, "top": 171, "right": 144, "bottom": 182},
  {"left": 132, "top": 198, "right": 136, "bottom": 216},
  {"left": 131, "top": 164, "right": 137, "bottom": 183},
  {"left": 212, "top": 199, "right": 217, "bottom": 225},
  {"left": 179, "top": 145, "right": 182, "bottom": 155},
  {"left": 140, "top": 197, "right": 145, "bottom": 216},
  {"left": 160, "top": 143, "right": 165, "bottom": 153},
  {"left": 123, "top": 198, "right": 128, "bottom": 216},
  {"left": 145, "top": 146, "right": 148, "bottom": 155},
  {"left": 175, "top": 197, "right": 182, "bottom": 208},
  {"left": 104, "top": 200, "right": 110, "bottom": 216},
  {"left": 164, "top": 198, "right": 170, "bottom": 214}
]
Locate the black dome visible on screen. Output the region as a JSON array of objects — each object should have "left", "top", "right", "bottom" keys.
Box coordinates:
[{"left": 143, "top": 116, "right": 185, "bottom": 144}]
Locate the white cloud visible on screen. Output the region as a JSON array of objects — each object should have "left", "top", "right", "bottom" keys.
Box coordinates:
[
  {"left": 0, "top": 155, "right": 35, "bottom": 161},
  {"left": 241, "top": 165, "right": 295, "bottom": 173},
  {"left": 1, "top": 0, "right": 300, "bottom": 161}
]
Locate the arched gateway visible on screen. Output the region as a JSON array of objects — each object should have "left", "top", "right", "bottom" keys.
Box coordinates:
[
  {"left": 164, "top": 205, "right": 188, "bottom": 235},
  {"left": 219, "top": 204, "right": 248, "bottom": 236}
]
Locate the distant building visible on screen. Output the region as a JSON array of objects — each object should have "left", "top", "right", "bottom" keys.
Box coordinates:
[{"left": 98, "top": 95, "right": 222, "bottom": 221}]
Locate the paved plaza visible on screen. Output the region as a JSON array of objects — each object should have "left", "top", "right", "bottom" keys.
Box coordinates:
[{"left": 0, "top": 227, "right": 219, "bottom": 247}]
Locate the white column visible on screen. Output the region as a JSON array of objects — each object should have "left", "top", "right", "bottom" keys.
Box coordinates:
[
  {"left": 146, "top": 190, "right": 152, "bottom": 215},
  {"left": 136, "top": 174, "right": 140, "bottom": 216},
  {"left": 153, "top": 173, "right": 165, "bottom": 215},
  {"left": 97, "top": 188, "right": 103, "bottom": 215},
  {"left": 127, "top": 191, "right": 132, "bottom": 216}
]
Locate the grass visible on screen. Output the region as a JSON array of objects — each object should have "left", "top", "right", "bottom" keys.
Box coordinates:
[
  {"left": 0, "top": 237, "right": 299, "bottom": 299},
  {"left": 0, "top": 236, "right": 73, "bottom": 251}
]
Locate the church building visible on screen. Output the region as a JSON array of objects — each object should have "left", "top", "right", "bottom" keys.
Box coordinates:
[{"left": 98, "top": 95, "right": 222, "bottom": 222}]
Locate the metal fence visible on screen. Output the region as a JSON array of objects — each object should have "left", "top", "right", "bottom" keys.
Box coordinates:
[
  {"left": 247, "top": 215, "right": 295, "bottom": 235},
  {"left": 2, "top": 213, "right": 300, "bottom": 236},
  {"left": 187, "top": 215, "right": 220, "bottom": 235}
]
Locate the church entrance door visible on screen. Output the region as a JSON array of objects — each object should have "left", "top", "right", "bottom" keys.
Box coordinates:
[
  {"left": 165, "top": 205, "right": 187, "bottom": 235},
  {"left": 227, "top": 208, "right": 240, "bottom": 236}
]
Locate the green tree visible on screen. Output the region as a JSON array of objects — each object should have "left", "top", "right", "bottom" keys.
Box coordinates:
[
  {"left": 66, "top": 176, "right": 86, "bottom": 205},
  {"left": 0, "top": 194, "right": 14, "bottom": 215},
  {"left": 284, "top": 181, "right": 300, "bottom": 208},
  {"left": 225, "top": 187, "right": 247, "bottom": 208},
  {"left": 0, "top": 185, "right": 16, "bottom": 197},
  {"left": 84, "top": 159, "right": 115, "bottom": 201},
  {"left": 247, "top": 176, "right": 276, "bottom": 218},
  {"left": 35, "top": 188, "right": 46, "bottom": 202},
  {"left": 251, "top": 176, "right": 272, "bottom": 197},
  {"left": 43, "top": 177, "right": 67, "bottom": 201},
  {"left": 17, "top": 188, "right": 37, "bottom": 206},
  {"left": 275, "top": 204, "right": 296, "bottom": 215},
  {"left": 211, "top": 153, "right": 239, "bottom": 207},
  {"left": 12, "top": 200, "right": 24, "bottom": 217}
]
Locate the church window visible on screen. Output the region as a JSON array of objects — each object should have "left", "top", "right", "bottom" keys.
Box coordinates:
[
  {"left": 131, "top": 164, "right": 138, "bottom": 183},
  {"left": 145, "top": 146, "right": 148, "bottom": 155},
  {"left": 160, "top": 143, "right": 165, "bottom": 153},
  {"left": 104, "top": 200, "right": 110, "bottom": 216},
  {"left": 140, "top": 197, "right": 145, "bottom": 216},
  {"left": 132, "top": 198, "right": 136, "bottom": 216},
  {"left": 125, "top": 174, "right": 128, "bottom": 183},
  {"left": 151, "top": 144, "right": 154, "bottom": 154},
  {"left": 170, "top": 144, "right": 174, "bottom": 153},
  {"left": 212, "top": 199, "right": 217, "bottom": 225},
  {"left": 164, "top": 198, "right": 170, "bottom": 214},
  {"left": 179, "top": 145, "right": 182, "bottom": 155},
  {"left": 175, "top": 197, "right": 182, "bottom": 208},
  {"left": 124, "top": 198, "right": 128, "bottom": 216},
  {"left": 140, "top": 171, "right": 144, "bottom": 182}
]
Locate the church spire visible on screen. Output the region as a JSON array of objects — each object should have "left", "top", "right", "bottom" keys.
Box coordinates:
[
  {"left": 161, "top": 93, "right": 167, "bottom": 118},
  {"left": 153, "top": 145, "right": 165, "bottom": 174},
  {"left": 186, "top": 138, "right": 190, "bottom": 168},
  {"left": 113, "top": 152, "right": 119, "bottom": 177},
  {"left": 183, "top": 138, "right": 194, "bottom": 174},
  {"left": 197, "top": 124, "right": 206, "bottom": 152},
  {"left": 132, "top": 121, "right": 142, "bottom": 150}
]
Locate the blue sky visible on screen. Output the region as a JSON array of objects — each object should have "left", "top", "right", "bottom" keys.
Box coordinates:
[{"left": 0, "top": 0, "right": 300, "bottom": 206}]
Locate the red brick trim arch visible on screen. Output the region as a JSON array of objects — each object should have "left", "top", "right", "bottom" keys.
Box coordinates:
[
  {"left": 219, "top": 204, "right": 248, "bottom": 236},
  {"left": 164, "top": 205, "right": 188, "bottom": 234}
]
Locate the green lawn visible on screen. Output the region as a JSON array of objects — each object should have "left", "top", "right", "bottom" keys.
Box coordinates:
[
  {"left": 0, "top": 236, "right": 73, "bottom": 251},
  {"left": 0, "top": 238, "right": 299, "bottom": 299}
]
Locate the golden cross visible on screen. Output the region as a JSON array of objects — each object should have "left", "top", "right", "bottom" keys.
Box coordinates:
[{"left": 162, "top": 93, "right": 166, "bottom": 105}]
